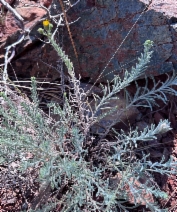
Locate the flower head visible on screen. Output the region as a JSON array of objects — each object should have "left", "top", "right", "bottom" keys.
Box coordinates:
[
  {"left": 43, "top": 19, "right": 50, "bottom": 28},
  {"left": 42, "top": 19, "right": 53, "bottom": 33}
]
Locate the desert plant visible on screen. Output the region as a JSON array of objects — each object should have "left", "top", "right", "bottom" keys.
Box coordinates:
[{"left": 0, "top": 21, "right": 177, "bottom": 212}]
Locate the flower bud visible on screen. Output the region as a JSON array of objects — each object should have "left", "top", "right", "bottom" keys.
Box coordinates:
[{"left": 38, "top": 28, "right": 44, "bottom": 34}]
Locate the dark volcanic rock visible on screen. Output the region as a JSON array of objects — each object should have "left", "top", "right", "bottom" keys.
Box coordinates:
[
  {"left": 0, "top": 0, "right": 177, "bottom": 82},
  {"left": 63, "top": 0, "right": 177, "bottom": 82}
]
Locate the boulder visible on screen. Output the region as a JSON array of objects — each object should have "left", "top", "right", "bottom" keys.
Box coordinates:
[
  {"left": 64, "top": 0, "right": 177, "bottom": 82},
  {"left": 0, "top": 0, "right": 177, "bottom": 82}
]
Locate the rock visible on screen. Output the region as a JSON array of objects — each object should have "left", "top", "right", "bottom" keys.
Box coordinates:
[
  {"left": 109, "top": 172, "right": 154, "bottom": 205},
  {"left": 79, "top": 82, "right": 103, "bottom": 96},
  {"left": 154, "top": 112, "right": 164, "bottom": 125},
  {"left": 136, "top": 121, "right": 148, "bottom": 131},
  {"left": 0, "top": 0, "right": 56, "bottom": 80},
  {"left": 1, "top": 0, "right": 177, "bottom": 83},
  {"left": 0, "top": 0, "right": 48, "bottom": 43},
  {"left": 15, "top": 7, "right": 46, "bottom": 28},
  {"left": 89, "top": 92, "right": 139, "bottom": 134},
  {"left": 0, "top": 11, "right": 21, "bottom": 43},
  {"left": 168, "top": 112, "right": 177, "bottom": 130},
  {"left": 63, "top": 0, "right": 177, "bottom": 82}
]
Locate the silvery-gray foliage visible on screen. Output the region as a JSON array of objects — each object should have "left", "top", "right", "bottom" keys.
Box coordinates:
[{"left": 0, "top": 36, "right": 177, "bottom": 212}]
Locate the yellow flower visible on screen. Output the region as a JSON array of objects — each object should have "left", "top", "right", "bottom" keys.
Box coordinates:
[{"left": 43, "top": 19, "right": 50, "bottom": 28}]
